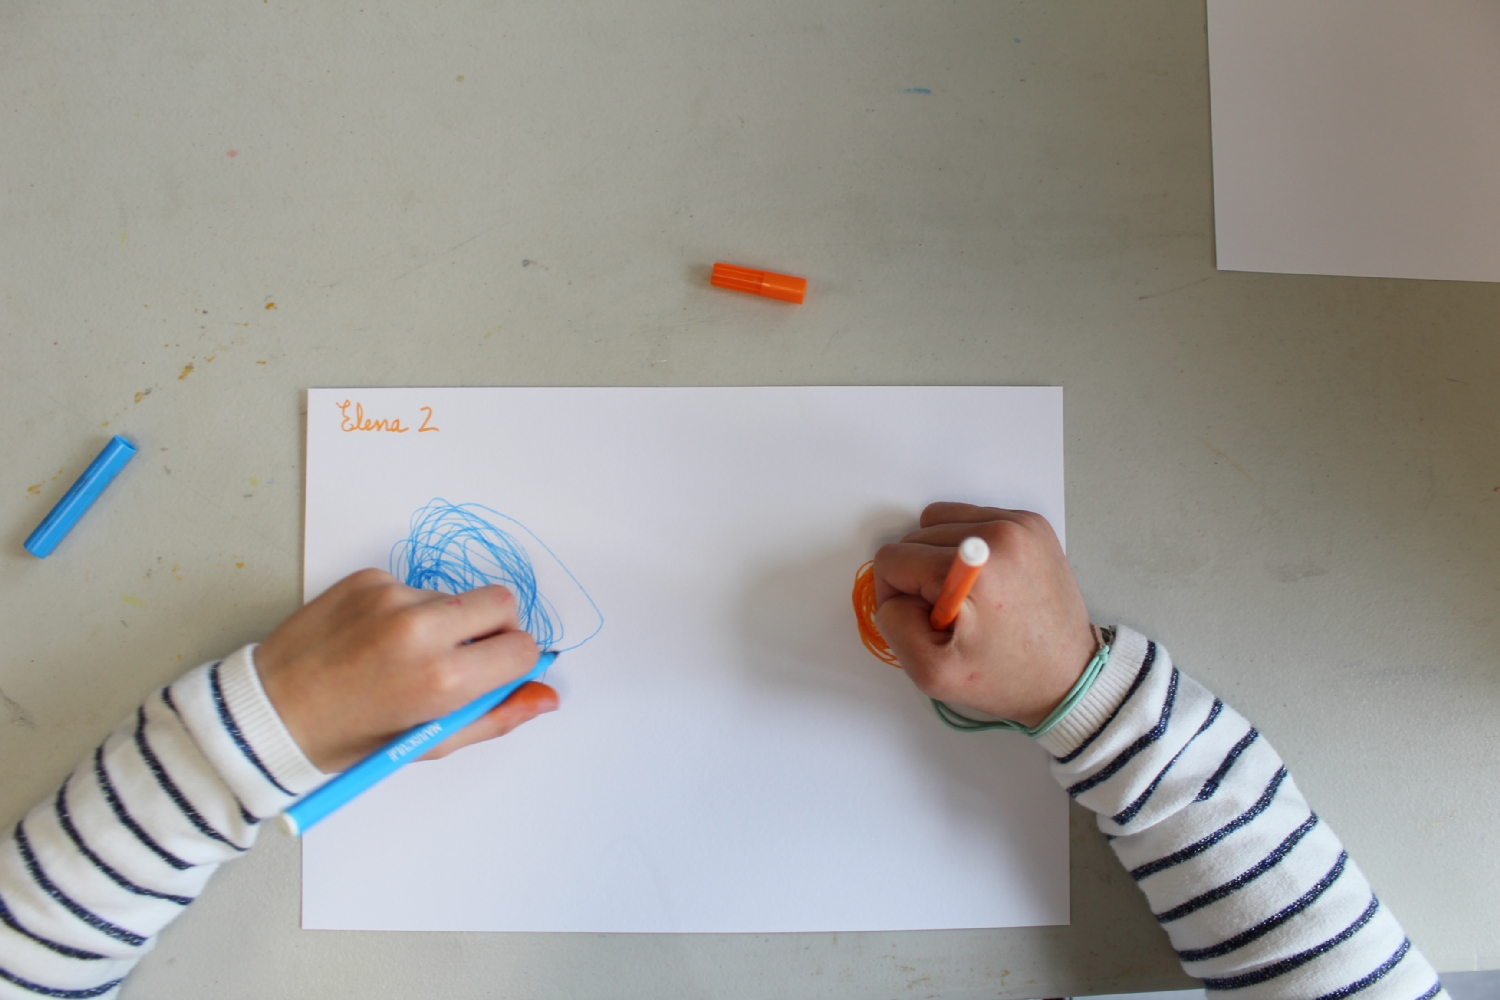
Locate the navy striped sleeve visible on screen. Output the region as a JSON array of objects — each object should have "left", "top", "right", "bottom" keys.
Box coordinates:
[
  {"left": 0, "top": 965, "right": 123, "bottom": 999},
  {"left": 1111, "top": 698, "right": 1222, "bottom": 826},
  {"left": 1055, "top": 641, "right": 1157, "bottom": 765},
  {"left": 1038, "top": 629, "right": 1448, "bottom": 1000},
  {"left": 12, "top": 825, "right": 145, "bottom": 948},
  {"left": 131, "top": 708, "right": 248, "bottom": 854},
  {"left": 90, "top": 747, "right": 192, "bottom": 873},
  {"left": 208, "top": 662, "right": 296, "bottom": 797},
  {"left": 53, "top": 783, "right": 193, "bottom": 907},
  {"left": 0, "top": 648, "right": 323, "bottom": 998}
]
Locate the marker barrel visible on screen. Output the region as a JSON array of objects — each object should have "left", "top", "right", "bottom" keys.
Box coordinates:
[
  {"left": 280, "top": 652, "right": 556, "bottom": 836},
  {"left": 25, "top": 436, "right": 137, "bottom": 558},
  {"left": 929, "top": 537, "right": 989, "bottom": 630}
]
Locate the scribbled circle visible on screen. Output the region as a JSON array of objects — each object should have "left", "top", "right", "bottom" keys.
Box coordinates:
[
  {"left": 852, "top": 561, "right": 900, "bottom": 667},
  {"left": 391, "top": 499, "right": 602, "bottom": 652}
]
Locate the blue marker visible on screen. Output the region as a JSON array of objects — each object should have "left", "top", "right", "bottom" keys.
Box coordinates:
[
  {"left": 280, "top": 651, "right": 557, "bottom": 836},
  {"left": 25, "top": 436, "right": 138, "bottom": 558}
]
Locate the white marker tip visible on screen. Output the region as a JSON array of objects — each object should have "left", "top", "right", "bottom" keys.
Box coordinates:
[
  {"left": 278, "top": 813, "right": 300, "bottom": 837},
  {"left": 958, "top": 536, "right": 989, "bottom": 567}
]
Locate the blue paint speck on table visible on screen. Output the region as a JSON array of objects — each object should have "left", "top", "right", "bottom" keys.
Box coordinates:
[{"left": 904, "top": 87, "right": 932, "bottom": 94}]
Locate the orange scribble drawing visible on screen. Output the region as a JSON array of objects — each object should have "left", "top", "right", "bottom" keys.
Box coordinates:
[{"left": 852, "top": 561, "right": 899, "bottom": 667}]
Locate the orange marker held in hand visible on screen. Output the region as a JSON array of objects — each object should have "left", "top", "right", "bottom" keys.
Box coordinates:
[{"left": 929, "top": 536, "right": 990, "bottom": 631}]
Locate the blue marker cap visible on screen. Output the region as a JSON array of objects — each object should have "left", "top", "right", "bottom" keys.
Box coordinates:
[{"left": 25, "top": 436, "right": 138, "bottom": 558}]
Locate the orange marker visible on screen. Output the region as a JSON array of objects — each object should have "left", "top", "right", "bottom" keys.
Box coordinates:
[
  {"left": 711, "top": 262, "right": 807, "bottom": 304},
  {"left": 929, "top": 536, "right": 990, "bottom": 631}
]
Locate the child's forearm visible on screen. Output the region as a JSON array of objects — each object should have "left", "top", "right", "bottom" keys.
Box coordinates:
[
  {"left": 0, "top": 646, "right": 325, "bottom": 1000},
  {"left": 1039, "top": 627, "right": 1445, "bottom": 998},
  {"left": 0, "top": 569, "right": 548, "bottom": 999}
]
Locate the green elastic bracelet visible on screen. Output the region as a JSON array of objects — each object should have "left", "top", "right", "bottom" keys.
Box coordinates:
[{"left": 931, "top": 641, "right": 1111, "bottom": 738}]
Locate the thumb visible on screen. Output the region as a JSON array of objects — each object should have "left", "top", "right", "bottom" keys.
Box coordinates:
[{"left": 420, "top": 682, "right": 560, "bottom": 761}]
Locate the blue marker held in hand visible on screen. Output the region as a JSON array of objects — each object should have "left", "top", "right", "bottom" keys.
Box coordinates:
[
  {"left": 280, "top": 651, "right": 557, "bottom": 836},
  {"left": 25, "top": 436, "right": 137, "bottom": 558}
]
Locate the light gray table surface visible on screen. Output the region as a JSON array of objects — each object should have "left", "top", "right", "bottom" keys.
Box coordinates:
[{"left": 2, "top": 2, "right": 1496, "bottom": 997}]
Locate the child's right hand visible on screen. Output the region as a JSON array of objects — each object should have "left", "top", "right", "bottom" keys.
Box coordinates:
[
  {"left": 872, "top": 503, "right": 1097, "bottom": 728},
  {"left": 254, "top": 569, "right": 556, "bottom": 772}
]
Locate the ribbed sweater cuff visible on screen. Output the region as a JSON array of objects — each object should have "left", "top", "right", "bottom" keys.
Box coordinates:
[
  {"left": 1035, "top": 625, "right": 1150, "bottom": 758},
  {"left": 218, "top": 644, "right": 329, "bottom": 794}
]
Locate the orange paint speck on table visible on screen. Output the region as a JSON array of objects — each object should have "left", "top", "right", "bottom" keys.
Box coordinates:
[{"left": 710, "top": 262, "right": 807, "bottom": 304}]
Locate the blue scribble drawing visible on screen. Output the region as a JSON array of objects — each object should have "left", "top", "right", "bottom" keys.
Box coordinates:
[{"left": 391, "top": 499, "right": 603, "bottom": 652}]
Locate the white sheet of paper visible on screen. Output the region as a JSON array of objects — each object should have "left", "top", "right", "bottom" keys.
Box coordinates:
[
  {"left": 1209, "top": 0, "right": 1500, "bottom": 282},
  {"left": 301, "top": 386, "right": 1068, "bottom": 933}
]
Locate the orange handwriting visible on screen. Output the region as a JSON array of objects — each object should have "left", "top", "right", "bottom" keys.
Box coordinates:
[
  {"left": 336, "top": 400, "right": 440, "bottom": 433},
  {"left": 338, "top": 400, "right": 408, "bottom": 433}
]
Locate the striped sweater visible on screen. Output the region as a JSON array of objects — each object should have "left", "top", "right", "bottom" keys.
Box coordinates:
[
  {"left": 0, "top": 646, "right": 326, "bottom": 998},
  {"left": 0, "top": 631, "right": 1448, "bottom": 998},
  {"left": 1037, "top": 627, "right": 1446, "bottom": 998}
]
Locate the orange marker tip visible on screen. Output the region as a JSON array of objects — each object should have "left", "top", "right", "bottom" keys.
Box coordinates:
[
  {"left": 711, "top": 262, "right": 807, "bottom": 304},
  {"left": 957, "top": 536, "right": 989, "bottom": 567}
]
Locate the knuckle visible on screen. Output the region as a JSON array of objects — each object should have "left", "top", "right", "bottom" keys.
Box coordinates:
[
  {"left": 349, "top": 567, "right": 396, "bottom": 591},
  {"left": 368, "top": 582, "right": 413, "bottom": 614},
  {"left": 383, "top": 606, "right": 432, "bottom": 649},
  {"left": 983, "top": 518, "right": 1028, "bottom": 550},
  {"left": 1019, "top": 513, "right": 1051, "bottom": 539},
  {"left": 423, "top": 659, "right": 468, "bottom": 700},
  {"left": 1016, "top": 509, "right": 1053, "bottom": 535}
]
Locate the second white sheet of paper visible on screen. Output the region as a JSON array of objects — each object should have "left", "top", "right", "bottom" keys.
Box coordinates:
[
  {"left": 1209, "top": 0, "right": 1500, "bottom": 283},
  {"left": 302, "top": 386, "right": 1068, "bottom": 933}
]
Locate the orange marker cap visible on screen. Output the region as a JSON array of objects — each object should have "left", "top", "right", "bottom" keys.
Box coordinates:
[{"left": 711, "top": 262, "right": 807, "bottom": 304}]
